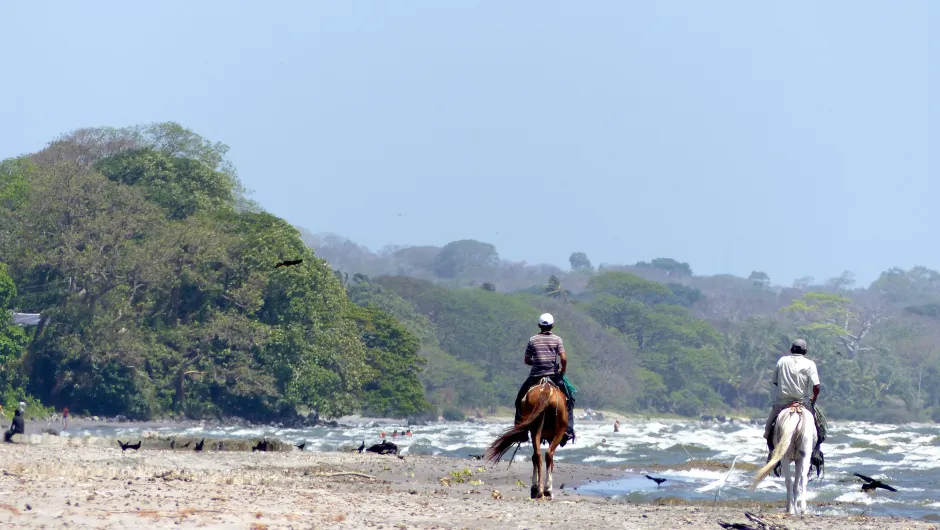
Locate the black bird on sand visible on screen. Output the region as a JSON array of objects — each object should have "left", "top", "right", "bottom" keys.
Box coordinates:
[
  {"left": 356, "top": 440, "right": 365, "bottom": 453},
  {"left": 252, "top": 439, "right": 270, "bottom": 452},
  {"left": 296, "top": 441, "right": 306, "bottom": 451},
  {"left": 855, "top": 472, "right": 898, "bottom": 492},
  {"left": 645, "top": 474, "right": 667, "bottom": 486},
  {"left": 170, "top": 439, "right": 176, "bottom": 450},
  {"left": 275, "top": 259, "right": 303, "bottom": 269},
  {"left": 217, "top": 441, "right": 224, "bottom": 451},
  {"left": 181, "top": 440, "right": 191, "bottom": 448},
  {"left": 469, "top": 454, "right": 484, "bottom": 460},
  {"left": 117, "top": 440, "right": 141, "bottom": 453},
  {"left": 366, "top": 440, "right": 398, "bottom": 455},
  {"left": 194, "top": 438, "right": 205, "bottom": 452}
]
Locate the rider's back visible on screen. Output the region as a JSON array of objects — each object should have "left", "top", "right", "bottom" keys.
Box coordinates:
[
  {"left": 526, "top": 332, "right": 564, "bottom": 377},
  {"left": 773, "top": 354, "right": 819, "bottom": 406}
]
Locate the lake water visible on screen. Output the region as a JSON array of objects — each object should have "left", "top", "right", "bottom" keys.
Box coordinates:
[{"left": 58, "top": 417, "right": 940, "bottom": 521}]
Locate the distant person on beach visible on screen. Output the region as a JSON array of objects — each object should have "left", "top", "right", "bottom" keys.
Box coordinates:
[
  {"left": 514, "top": 313, "right": 576, "bottom": 445},
  {"left": 4, "top": 402, "right": 26, "bottom": 443},
  {"left": 62, "top": 407, "right": 69, "bottom": 430},
  {"left": 0, "top": 403, "right": 5, "bottom": 418},
  {"left": 614, "top": 420, "right": 620, "bottom": 432}
]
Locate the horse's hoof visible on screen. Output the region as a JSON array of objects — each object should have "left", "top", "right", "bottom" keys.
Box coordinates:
[
  {"left": 530, "top": 487, "right": 541, "bottom": 499},
  {"left": 544, "top": 490, "right": 553, "bottom": 500}
]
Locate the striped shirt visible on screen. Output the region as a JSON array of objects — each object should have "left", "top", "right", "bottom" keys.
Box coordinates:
[{"left": 525, "top": 331, "right": 565, "bottom": 377}]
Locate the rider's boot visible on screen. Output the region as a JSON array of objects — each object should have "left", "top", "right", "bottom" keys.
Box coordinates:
[{"left": 560, "top": 398, "right": 575, "bottom": 447}]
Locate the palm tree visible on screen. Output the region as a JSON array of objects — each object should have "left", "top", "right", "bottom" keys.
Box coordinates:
[{"left": 544, "top": 275, "right": 570, "bottom": 303}]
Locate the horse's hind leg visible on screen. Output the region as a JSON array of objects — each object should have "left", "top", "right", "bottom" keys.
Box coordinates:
[
  {"left": 544, "top": 444, "right": 556, "bottom": 499},
  {"left": 531, "top": 440, "right": 543, "bottom": 499},
  {"left": 783, "top": 456, "right": 795, "bottom": 515},
  {"left": 796, "top": 452, "right": 812, "bottom": 514}
]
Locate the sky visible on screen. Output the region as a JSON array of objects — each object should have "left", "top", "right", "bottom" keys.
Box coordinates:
[{"left": 0, "top": 1, "right": 934, "bottom": 287}]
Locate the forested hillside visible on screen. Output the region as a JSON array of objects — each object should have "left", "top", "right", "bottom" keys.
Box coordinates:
[
  {"left": 0, "top": 123, "right": 426, "bottom": 421},
  {"left": 3, "top": 123, "right": 939, "bottom": 424},
  {"left": 311, "top": 234, "right": 940, "bottom": 423}
]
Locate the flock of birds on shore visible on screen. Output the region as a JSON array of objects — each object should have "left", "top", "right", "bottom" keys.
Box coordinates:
[{"left": 113, "top": 428, "right": 413, "bottom": 458}]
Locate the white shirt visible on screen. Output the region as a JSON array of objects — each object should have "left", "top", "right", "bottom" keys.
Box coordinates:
[{"left": 772, "top": 354, "right": 820, "bottom": 406}]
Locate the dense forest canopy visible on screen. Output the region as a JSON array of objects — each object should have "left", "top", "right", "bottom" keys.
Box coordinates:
[
  {"left": 3, "top": 123, "right": 939, "bottom": 424},
  {"left": 309, "top": 232, "right": 940, "bottom": 423}
]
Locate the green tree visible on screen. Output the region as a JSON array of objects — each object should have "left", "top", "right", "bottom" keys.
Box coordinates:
[
  {"left": 748, "top": 271, "right": 771, "bottom": 288},
  {"left": 0, "top": 263, "right": 28, "bottom": 401},
  {"left": 349, "top": 305, "right": 429, "bottom": 417},
  {"left": 636, "top": 258, "right": 693, "bottom": 277},
  {"left": 94, "top": 148, "right": 238, "bottom": 219},
  {"left": 569, "top": 252, "right": 593, "bottom": 272},
  {"left": 432, "top": 239, "right": 499, "bottom": 279},
  {"left": 782, "top": 292, "right": 887, "bottom": 359}
]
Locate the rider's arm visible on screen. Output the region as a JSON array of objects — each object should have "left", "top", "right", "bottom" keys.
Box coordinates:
[
  {"left": 811, "top": 384, "right": 820, "bottom": 403},
  {"left": 558, "top": 349, "right": 567, "bottom": 376},
  {"left": 524, "top": 340, "right": 534, "bottom": 366}
]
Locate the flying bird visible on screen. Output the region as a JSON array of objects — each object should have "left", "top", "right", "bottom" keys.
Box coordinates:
[
  {"left": 117, "top": 440, "right": 141, "bottom": 453},
  {"left": 645, "top": 474, "right": 667, "bottom": 486},
  {"left": 275, "top": 259, "right": 303, "bottom": 269},
  {"left": 854, "top": 472, "right": 898, "bottom": 492},
  {"left": 296, "top": 441, "right": 306, "bottom": 451}
]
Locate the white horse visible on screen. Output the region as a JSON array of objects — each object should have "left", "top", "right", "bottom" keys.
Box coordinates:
[{"left": 750, "top": 401, "right": 818, "bottom": 514}]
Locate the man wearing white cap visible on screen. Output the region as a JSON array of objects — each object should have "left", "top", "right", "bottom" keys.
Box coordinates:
[{"left": 513, "top": 313, "right": 576, "bottom": 446}]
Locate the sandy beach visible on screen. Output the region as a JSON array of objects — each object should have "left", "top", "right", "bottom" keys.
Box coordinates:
[{"left": 0, "top": 434, "right": 936, "bottom": 530}]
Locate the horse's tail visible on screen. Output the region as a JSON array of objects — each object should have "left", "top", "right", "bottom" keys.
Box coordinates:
[
  {"left": 750, "top": 409, "right": 801, "bottom": 491},
  {"left": 485, "top": 387, "right": 552, "bottom": 464}
]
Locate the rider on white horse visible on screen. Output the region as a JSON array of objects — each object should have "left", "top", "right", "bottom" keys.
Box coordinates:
[{"left": 764, "top": 339, "right": 820, "bottom": 462}]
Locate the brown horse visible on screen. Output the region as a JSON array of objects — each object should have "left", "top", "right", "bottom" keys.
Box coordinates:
[{"left": 485, "top": 377, "right": 569, "bottom": 499}]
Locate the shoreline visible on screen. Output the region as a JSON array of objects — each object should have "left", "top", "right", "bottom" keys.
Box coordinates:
[{"left": 0, "top": 438, "right": 937, "bottom": 528}]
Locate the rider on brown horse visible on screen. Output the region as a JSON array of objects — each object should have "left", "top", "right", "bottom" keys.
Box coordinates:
[
  {"left": 514, "top": 313, "right": 576, "bottom": 446},
  {"left": 764, "top": 339, "right": 825, "bottom": 474}
]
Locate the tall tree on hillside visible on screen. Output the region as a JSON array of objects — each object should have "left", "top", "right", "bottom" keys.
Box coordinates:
[
  {"left": 748, "top": 271, "right": 771, "bottom": 288},
  {"left": 825, "top": 271, "right": 857, "bottom": 292},
  {"left": 432, "top": 240, "right": 499, "bottom": 279},
  {"left": 569, "top": 252, "right": 593, "bottom": 272},
  {"left": 782, "top": 292, "right": 888, "bottom": 359},
  {"left": 636, "top": 258, "right": 693, "bottom": 277}
]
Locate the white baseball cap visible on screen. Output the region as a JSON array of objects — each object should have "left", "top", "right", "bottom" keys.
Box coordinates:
[{"left": 538, "top": 313, "right": 554, "bottom": 326}]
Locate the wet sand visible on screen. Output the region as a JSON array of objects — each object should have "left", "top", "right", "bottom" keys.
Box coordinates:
[{"left": 0, "top": 438, "right": 935, "bottom": 529}]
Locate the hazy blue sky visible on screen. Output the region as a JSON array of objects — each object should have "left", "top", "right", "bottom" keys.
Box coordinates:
[{"left": 1, "top": 1, "right": 934, "bottom": 286}]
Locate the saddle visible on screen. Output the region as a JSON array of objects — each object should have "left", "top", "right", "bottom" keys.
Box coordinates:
[{"left": 768, "top": 401, "right": 826, "bottom": 478}]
